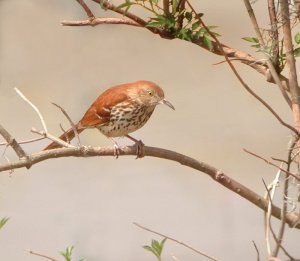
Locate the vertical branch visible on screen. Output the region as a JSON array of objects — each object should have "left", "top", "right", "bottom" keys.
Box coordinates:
[
  {"left": 272, "top": 138, "right": 297, "bottom": 256},
  {"left": 279, "top": 0, "right": 300, "bottom": 132},
  {"left": 163, "top": 0, "right": 170, "bottom": 16},
  {"left": 267, "top": 0, "right": 280, "bottom": 71},
  {"left": 176, "top": 0, "right": 186, "bottom": 29}
]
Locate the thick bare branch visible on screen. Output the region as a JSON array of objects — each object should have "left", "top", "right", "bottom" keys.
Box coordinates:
[{"left": 0, "top": 145, "right": 299, "bottom": 229}]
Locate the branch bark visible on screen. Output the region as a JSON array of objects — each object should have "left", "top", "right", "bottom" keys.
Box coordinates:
[
  {"left": 279, "top": 0, "right": 300, "bottom": 131},
  {"left": 0, "top": 145, "right": 299, "bottom": 229}
]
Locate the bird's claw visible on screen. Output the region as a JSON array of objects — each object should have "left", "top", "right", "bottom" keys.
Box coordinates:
[
  {"left": 134, "top": 140, "right": 145, "bottom": 159},
  {"left": 113, "top": 143, "right": 120, "bottom": 159}
]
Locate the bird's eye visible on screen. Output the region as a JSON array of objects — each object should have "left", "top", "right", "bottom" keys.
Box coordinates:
[{"left": 147, "top": 90, "right": 154, "bottom": 96}]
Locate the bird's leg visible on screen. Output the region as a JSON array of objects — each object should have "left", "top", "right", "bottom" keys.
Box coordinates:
[
  {"left": 109, "top": 137, "right": 120, "bottom": 159},
  {"left": 126, "top": 135, "right": 145, "bottom": 159}
]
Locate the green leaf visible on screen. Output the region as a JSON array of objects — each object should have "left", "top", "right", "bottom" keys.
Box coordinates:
[
  {"left": 192, "top": 21, "right": 200, "bottom": 31},
  {"left": 143, "top": 245, "right": 159, "bottom": 258},
  {"left": 294, "top": 47, "right": 300, "bottom": 57},
  {"left": 0, "top": 217, "right": 9, "bottom": 230},
  {"left": 295, "top": 32, "right": 300, "bottom": 44},
  {"left": 116, "top": 0, "right": 134, "bottom": 12},
  {"left": 152, "top": 240, "right": 161, "bottom": 254},
  {"left": 242, "top": 36, "right": 259, "bottom": 43},
  {"left": 203, "top": 35, "right": 213, "bottom": 51},
  {"left": 185, "top": 11, "right": 192, "bottom": 22},
  {"left": 176, "top": 28, "right": 193, "bottom": 41},
  {"left": 146, "top": 21, "right": 164, "bottom": 28},
  {"left": 60, "top": 246, "right": 74, "bottom": 261},
  {"left": 160, "top": 238, "right": 167, "bottom": 249}
]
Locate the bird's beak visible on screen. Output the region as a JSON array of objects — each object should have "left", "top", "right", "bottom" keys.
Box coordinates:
[{"left": 161, "top": 98, "right": 175, "bottom": 110}]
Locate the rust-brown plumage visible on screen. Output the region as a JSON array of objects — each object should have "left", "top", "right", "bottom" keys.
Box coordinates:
[{"left": 44, "top": 80, "right": 174, "bottom": 153}]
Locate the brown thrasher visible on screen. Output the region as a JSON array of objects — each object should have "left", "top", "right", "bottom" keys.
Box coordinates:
[{"left": 44, "top": 80, "right": 174, "bottom": 157}]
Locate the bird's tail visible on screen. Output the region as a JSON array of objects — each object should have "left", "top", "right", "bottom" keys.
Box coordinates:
[{"left": 43, "top": 124, "right": 83, "bottom": 150}]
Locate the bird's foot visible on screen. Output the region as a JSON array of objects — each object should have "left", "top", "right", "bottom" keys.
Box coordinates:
[
  {"left": 134, "top": 139, "right": 145, "bottom": 159},
  {"left": 113, "top": 143, "right": 120, "bottom": 159},
  {"left": 109, "top": 138, "right": 121, "bottom": 159},
  {"left": 125, "top": 135, "right": 145, "bottom": 159}
]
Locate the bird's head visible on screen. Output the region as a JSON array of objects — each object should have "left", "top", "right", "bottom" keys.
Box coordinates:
[{"left": 130, "top": 80, "right": 175, "bottom": 110}]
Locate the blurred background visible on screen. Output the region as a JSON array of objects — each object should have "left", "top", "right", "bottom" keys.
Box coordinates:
[{"left": 0, "top": 0, "right": 299, "bottom": 260}]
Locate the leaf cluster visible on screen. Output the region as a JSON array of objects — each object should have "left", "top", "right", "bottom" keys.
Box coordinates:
[
  {"left": 143, "top": 238, "right": 167, "bottom": 261},
  {"left": 242, "top": 32, "right": 300, "bottom": 71},
  {"left": 60, "top": 246, "right": 86, "bottom": 261},
  {"left": 117, "top": 0, "right": 219, "bottom": 50}
]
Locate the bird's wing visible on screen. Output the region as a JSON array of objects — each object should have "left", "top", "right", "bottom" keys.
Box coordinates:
[{"left": 79, "top": 86, "right": 128, "bottom": 127}]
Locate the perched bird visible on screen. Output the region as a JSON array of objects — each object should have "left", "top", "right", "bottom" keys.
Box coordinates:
[{"left": 44, "top": 80, "right": 175, "bottom": 157}]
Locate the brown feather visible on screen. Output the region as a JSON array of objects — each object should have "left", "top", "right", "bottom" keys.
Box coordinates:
[{"left": 79, "top": 83, "right": 131, "bottom": 127}]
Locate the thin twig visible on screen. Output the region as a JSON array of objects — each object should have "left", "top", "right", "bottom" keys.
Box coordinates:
[
  {"left": 27, "top": 249, "right": 59, "bottom": 261},
  {"left": 243, "top": 148, "right": 300, "bottom": 181},
  {"left": 133, "top": 222, "right": 219, "bottom": 261},
  {"left": 51, "top": 103, "right": 81, "bottom": 147},
  {"left": 76, "top": 0, "right": 95, "bottom": 18},
  {"left": 262, "top": 179, "right": 295, "bottom": 260},
  {"left": 271, "top": 157, "right": 288, "bottom": 165},
  {"left": 61, "top": 17, "right": 141, "bottom": 27},
  {"left": 31, "top": 128, "right": 75, "bottom": 149},
  {"left": 273, "top": 138, "right": 298, "bottom": 256},
  {"left": 0, "top": 124, "right": 27, "bottom": 158},
  {"left": 0, "top": 137, "right": 45, "bottom": 146},
  {"left": 264, "top": 170, "right": 281, "bottom": 256},
  {"left": 14, "top": 87, "right": 48, "bottom": 132},
  {"left": 252, "top": 240, "right": 260, "bottom": 261}
]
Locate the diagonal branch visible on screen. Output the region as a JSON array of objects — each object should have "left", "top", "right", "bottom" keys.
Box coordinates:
[
  {"left": 76, "top": 0, "right": 95, "bottom": 19},
  {"left": 0, "top": 124, "right": 27, "bottom": 158},
  {"left": 133, "top": 222, "right": 219, "bottom": 261},
  {"left": 0, "top": 145, "right": 299, "bottom": 229}
]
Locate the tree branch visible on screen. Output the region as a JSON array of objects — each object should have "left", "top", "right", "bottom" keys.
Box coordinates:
[
  {"left": 279, "top": 0, "right": 300, "bottom": 131},
  {"left": 186, "top": 1, "right": 299, "bottom": 137},
  {"left": 76, "top": 0, "right": 95, "bottom": 19},
  {"left": 61, "top": 17, "right": 141, "bottom": 27},
  {"left": 0, "top": 124, "right": 27, "bottom": 159},
  {"left": 243, "top": 0, "right": 292, "bottom": 109},
  {"left": 0, "top": 145, "right": 299, "bottom": 229},
  {"left": 83, "top": 0, "right": 291, "bottom": 91},
  {"left": 133, "top": 222, "right": 219, "bottom": 261}
]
